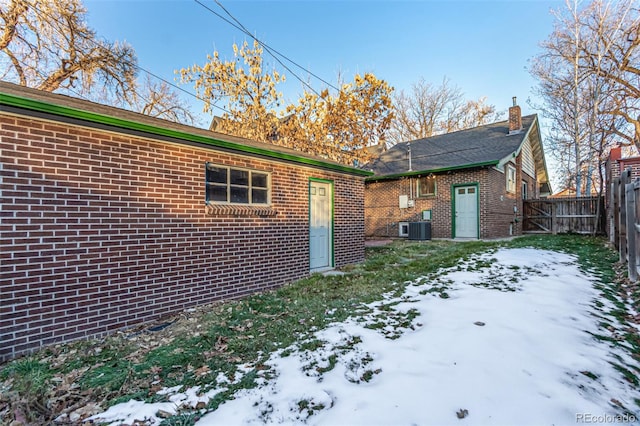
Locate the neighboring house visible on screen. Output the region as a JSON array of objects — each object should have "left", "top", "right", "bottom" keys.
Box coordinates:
[
  {"left": 605, "top": 145, "right": 640, "bottom": 239},
  {"left": 364, "top": 99, "right": 551, "bottom": 240},
  {"left": 606, "top": 146, "right": 640, "bottom": 183},
  {"left": 0, "top": 82, "right": 370, "bottom": 362}
]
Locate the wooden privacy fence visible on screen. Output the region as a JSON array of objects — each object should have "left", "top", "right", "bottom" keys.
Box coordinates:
[
  {"left": 611, "top": 168, "right": 640, "bottom": 281},
  {"left": 523, "top": 197, "right": 605, "bottom": 235}
]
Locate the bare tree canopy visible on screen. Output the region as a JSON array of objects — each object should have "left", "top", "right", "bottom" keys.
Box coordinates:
[
  {"left": 0, "top": 0, "right": 196, "bottom": 124},
  {"left": 179, "top": 40, "right": 394, "bottom": 165},
  {"left": 134, "top": 75, "right": 197, "bottom": 126},
  {"left": 576, "top": 0, "right": 640, "bottom": 145},
  {"left": 387, "top": 77, "right": 502, "bottom": 145},
  {"left": 0, "top": 0, "right": 137, "bottom": 101},
  {"left": 530, "top": 0, "right": 639, "bottom": 196}
]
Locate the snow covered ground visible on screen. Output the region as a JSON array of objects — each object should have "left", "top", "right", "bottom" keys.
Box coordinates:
[{"left": 91, "top": 248, "right": 640, "bottom": 425}]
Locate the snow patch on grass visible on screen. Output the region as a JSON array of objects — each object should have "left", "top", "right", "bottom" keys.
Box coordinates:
[{"left": 91, "top": 248, "right": 640, "bottom": 425}]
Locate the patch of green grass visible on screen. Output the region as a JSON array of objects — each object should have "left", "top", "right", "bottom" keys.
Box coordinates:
[
  {"left": 296, "top": 397, "right": 327, "bottom": 415},
  {"left": 0, "top": 358, "right": 51, "bottom": 397},
  {"left": 580, "top": 370, "right": 599, "bottom": 380},
  {"left": 80, "top": 361, "right": 133, "bottom": 392},
  {"left": 361, "top": 368, "right": 382, "bottom": 383},
  {"left": 299, "top": 339, "right": 326, "bottom": 352},
  {"left": 316, "top": 354, "right": 338, "bottom": 374},
  {"left": 611, "top": 362, "right": 639, "bottom": 386},
  {"left": 335, "top": 336, "right": 362, "bottom": 350},
  {"left": 159, "top": 413, "right": 200, "bottom": 426}
]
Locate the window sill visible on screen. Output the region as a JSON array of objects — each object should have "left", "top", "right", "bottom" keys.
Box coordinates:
[{"left": 206, "top": 203, "right": 278, "bottom": 217}]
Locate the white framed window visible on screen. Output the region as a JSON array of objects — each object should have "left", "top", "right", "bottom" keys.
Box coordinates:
[
  {"left": 506, "top": 165, "right": 516, "bottom": 194},
  {"left": 205, "top": 163, "right": 270, "bottom": 205},
  {"left": 521, "top": 181, "right": 528, "bottom": 200},
  {"left": 417, "top": 175, "right": 436, "bottom": 197},
  {"left": 399, "top": 222, "right": 409, "bottom": 237}
]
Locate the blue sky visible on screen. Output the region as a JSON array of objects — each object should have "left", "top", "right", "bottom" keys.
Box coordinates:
[{"left": 83, "top": 0, "right": 563, "bottom": 126}]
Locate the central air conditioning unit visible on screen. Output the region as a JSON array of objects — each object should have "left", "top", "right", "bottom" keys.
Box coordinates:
[{"left": 408, "top": 222, "right": 431, "bottom": 240}]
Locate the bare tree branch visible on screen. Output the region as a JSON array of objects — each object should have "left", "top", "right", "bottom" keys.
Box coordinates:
[
  {"left": 530, "top": 0, "right": 639, "bottom": 194},
  {"left": 387, "top": 77, "right": 502, "bottom": 145},
  {"left": 0, "top": 0, "right": 28, "bottom": 51},
  {"left": 0, "top": 0, "right": 194, "bottom": 124}
]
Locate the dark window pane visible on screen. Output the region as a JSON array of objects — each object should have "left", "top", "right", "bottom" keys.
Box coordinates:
[
  {"left": 252, "top": 173, "right": 268, "bottom": 188},
  {"left": 468, "top": 187, "right": 476, "bottom": 194},
  {"left": 207, "top": 184, "right": 227, "bottom": 202},
  {"left": 230, "top": 169, "right": 249, "bottom": 186},
  {"left": 206, "top": 165, "right": 227, "bottom": 184},
  {"left": 419, "top": 176, "right": 435, "bottom": 196},
  {"left": 252, "top": 188, "right": 268, "bottom": 204},
  {"left": 230, "top": 186, "right": 249, "bottom": 203}
]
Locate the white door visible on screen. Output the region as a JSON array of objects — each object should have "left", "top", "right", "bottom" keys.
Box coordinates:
[
  {"left": 309, "top": 181, "right": 332, "bottom": 271},
  {"left": 454, "top": 185, "right": 478, "bottom": 239}
]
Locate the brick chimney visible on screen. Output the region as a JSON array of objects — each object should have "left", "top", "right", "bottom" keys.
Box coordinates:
[{"left": 508, "top": 96, "right": 522, "bottom": 134}]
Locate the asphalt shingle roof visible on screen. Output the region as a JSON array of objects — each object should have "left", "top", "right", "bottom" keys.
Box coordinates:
[{"left": 367, "top": 115, "right": 537, "bottom": 177}]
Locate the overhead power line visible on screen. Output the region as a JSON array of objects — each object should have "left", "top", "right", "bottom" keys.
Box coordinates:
[
  {"left": 194, "top": 0, "right": 340, "bottom": 94},
  {"left": 210, "top": 0, "right": 321, "bottom": 97}
]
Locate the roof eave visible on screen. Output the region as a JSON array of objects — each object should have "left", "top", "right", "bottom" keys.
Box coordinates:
[
  {"left": 524, "top": 115, "right": 551, "bottom": 191},
  {"left": 365, "top": 161, "right": 499, "bottom": 182},
  {"left": 499, "top": 115, "right": 552, "bottom": 192}
]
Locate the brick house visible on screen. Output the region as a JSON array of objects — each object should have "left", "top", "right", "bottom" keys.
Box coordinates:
[
  {"left": 606, "top": 146, "right": 640, "bottom": 184},
  {"left": 605, "top": 145, "right": 640, "bottom": 239},
  {"left": 0, "top": 82, "right": 371, "bottom": 362},
  {"left": 364, "top": 100, "right": 551, "bottom": 240}
]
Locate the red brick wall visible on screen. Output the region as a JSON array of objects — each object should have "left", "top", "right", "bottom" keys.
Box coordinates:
[
  {"left": 365, "top": 159, "right": 530, "bottom": 239},
  {"left": 0, "top": 113, "right": 365, "bottom": 362},
  {"left": 483, "top": 161, "right": 524, "bottom": 238},
  {"left": 605, "top": 153, "right": 640, "bottom": 239}
]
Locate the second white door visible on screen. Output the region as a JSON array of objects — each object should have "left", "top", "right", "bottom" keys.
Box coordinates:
[
  {"left": 309, "top": 181, "right": 332, "bottom": 271},
  {"left": 454, "top": 185, "right": 478, "bottom": 239}
]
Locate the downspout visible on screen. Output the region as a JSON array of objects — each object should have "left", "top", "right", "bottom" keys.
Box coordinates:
[{"left": 408, "top": 142, "right": 413, "bottom": 206}]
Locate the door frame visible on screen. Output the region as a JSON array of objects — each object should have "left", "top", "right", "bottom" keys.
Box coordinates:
[
  {"left": 309, "top": 178, "right": 334, "bottom": 271},
  {"left": 451, "top": 182, "right": 480, "bottom": 239}
]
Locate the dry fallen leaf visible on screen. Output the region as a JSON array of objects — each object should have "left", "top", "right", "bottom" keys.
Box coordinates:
[
  {"left": 156, "top": 409, "right": 173, "bottom": 419},
  {"left": 194, "top": 365, "right": 211, "bottom": 376},
  {"left": 69, "top": 403, "right": 102, "bottom": 422},
  {"left": 215, "top": 336, "right": 228, "bottom": 352}
]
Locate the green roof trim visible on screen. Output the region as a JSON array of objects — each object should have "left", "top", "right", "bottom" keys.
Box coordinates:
[
  {"left": 0, "top": 92, "right": 373, "bottom": 177},
  {"left": 365, "top": 160, "right": 499, "bottom": 182}
]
